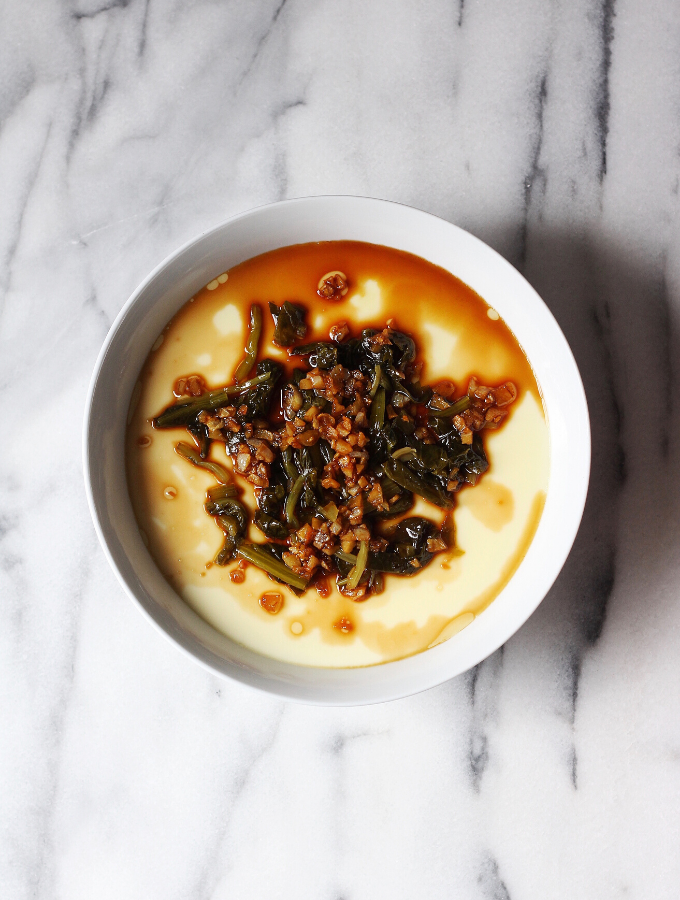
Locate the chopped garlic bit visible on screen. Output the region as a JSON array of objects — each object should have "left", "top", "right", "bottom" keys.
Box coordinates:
[{"left": 317, "top": 271, "right": 349, "bottom": 299}]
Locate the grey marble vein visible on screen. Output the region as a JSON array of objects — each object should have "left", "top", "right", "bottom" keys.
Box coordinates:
[
  {"left": 466, "top": 651, "right": 503, "bottom": 793},
  {"left": 478, "top": 856, "right": 512, "bottom": 900},
  {"left": 596, "top": 0, "right": 617, "bottom": 182}
]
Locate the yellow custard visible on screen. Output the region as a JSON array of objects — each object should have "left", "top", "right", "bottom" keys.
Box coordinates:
[{"left": 126, "top": 241, "right": 549, "bottom": 667}]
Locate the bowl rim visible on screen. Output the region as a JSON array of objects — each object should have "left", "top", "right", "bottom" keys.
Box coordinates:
[{"left": 83, "top": 194, "right": 591, "bottom": 705}]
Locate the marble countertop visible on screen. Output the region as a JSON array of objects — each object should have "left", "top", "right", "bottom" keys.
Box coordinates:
[{"left": 2, "top": 1, "right": 680, "bottom": 897}]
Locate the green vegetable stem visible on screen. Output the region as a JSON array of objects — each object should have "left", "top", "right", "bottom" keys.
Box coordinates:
[
  {"left": 236, "top": 542, "right": 308, "bottom": 590},
  {"left": 233, "top": 303, "right": 262, "bottom": 383}
]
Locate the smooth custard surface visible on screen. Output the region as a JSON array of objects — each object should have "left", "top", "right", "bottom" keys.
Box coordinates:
[{"left": 126, "top": 241, "right": 549, "bottom": 667}]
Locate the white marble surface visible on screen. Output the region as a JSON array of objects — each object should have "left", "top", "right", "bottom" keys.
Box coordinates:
[{"left": 2, "top": 0, "right": 680, "bottom": 896}]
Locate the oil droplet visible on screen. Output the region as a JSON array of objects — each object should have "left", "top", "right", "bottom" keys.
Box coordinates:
[
  {"left": 217, "top": 272, "right": 229, "bottom": 283},
  {"left": 487, "top": 308, "right": 499, "bottom": 320},
  {"left": 151, "top": 334, "right": 164, "bottom": 351},
  {"left": 436, "top": 583, "right": 444, "bottom": 592},
  {"left": 207, "top": 279, "right": 220, "bottom": 290},
  {"left": 333, "top": 616, "right": 354, "bottom": 634},
  {"left": 260, "top": 592, "right": 284, "bottom": 615},
  {"left": 164, "top": 486, "right": 178, "bottom": 500},
  {"left": 137, "top": 435, "right": 152, "bottom": 448},
  {"left": 290, "top": 621, "right": 303, "bottom": 635}
]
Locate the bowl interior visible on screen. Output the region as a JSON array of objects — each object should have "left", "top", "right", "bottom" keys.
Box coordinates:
[{"left": 84, "top": 196, "right": 590, "bottom": 705}]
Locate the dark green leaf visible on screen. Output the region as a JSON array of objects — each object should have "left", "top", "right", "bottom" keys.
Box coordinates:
[
  {"left": 236, "top": 541, "right": 308, "bottom": 590},
  {"left": 233, "top": 303, "right": 262, "bottom": 382},
  {"left": 238, "top": 359, "right": 283, "bottom": 418},
  {"left": 292, "top": 342, "right": 338, "bottom": 369},
  {"left": 384, "top": 457, "right": 453, "bottom": 508},
  {"left": 269, "top": 301, "right": 307, "bottom": 346},
  {"left": 254, "top": 511, "right": 289, "bottom": 540}
]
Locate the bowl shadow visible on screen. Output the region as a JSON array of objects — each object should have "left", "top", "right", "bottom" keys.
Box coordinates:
[{"left": 435, "top": 222, "right": 680, "bottom": 715}]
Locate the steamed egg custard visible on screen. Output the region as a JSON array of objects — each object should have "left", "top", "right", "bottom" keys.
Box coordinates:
[{"left": 126, "top": 242, "right": 549, "bottom": 667}]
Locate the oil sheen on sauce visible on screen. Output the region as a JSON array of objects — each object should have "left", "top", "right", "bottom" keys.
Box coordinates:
[{"left": 126, "top": 241, "right": 550, "bottom": 668}]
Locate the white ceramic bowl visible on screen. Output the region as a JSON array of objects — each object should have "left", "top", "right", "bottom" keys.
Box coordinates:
[{"left": 84, "top": 196, "right": 590, "bottom": 705}]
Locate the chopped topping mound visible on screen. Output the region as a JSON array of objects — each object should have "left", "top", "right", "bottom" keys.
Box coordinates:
[{"left": 153, "top": 295, "right": 517, "bottom": 601}]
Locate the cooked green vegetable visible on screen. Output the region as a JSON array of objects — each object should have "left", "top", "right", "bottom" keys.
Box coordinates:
[
  {"left": 292, "top": 341, "right": 338, "bottom": 369},
  {"left": 391, "top": 447, "right": 417, "bottom": 461},
  {"left": 269, "top": 301, "right": 307, "bottom": 346},
  {"left": 368, "top": 571, "right": 385, "bottom": 594},
  {"left": 365, "top": 478, "right": 414, "bottom": 519},
  {"left": 215, "top": 544, "right": 235, "bottom": 566},
  {"left": 214, "top": 515, "right": 241, "bottom": 565},
  {"left": 428, "top": 394, "right": 471, "bottom": 418},
  {"left": 233, "top": 304, "right": 262, "bottom": 383},
  {"left": 346, "top": 540, "right": 369, "bottom": 591},
  {"left": 334, "top": 549, "right": 358, "bottom": 567},
  {"left": 357, "top": 328, "right": 415, "bottom": 373},
  {"left": 254, "top": 511, "right": 289, "bottom": 540},
  {"left": 369, "top": 387, "right": 386, "bottom": 431},
  {"left": 238, "top": 359, "right": 283, "bottom": 418},
  {"left": 376, "top": 493, "right": 414, "bottom": 519},
  {"left": 423, "top": 426, "right": 489, "bottom": 484},
  {"left": 285, "top": 474, "right": 305, "bottom": 527},
  {"left": 206, "top": 484, "right": 239, "bottom": 504},
  {"left": 187, "top": 420, "right": 211, "bottom": 459},
  {"left": 383, "top": 456, "right": 454, "bottom": 508},
  {"left": 281, "top": 448, "right": 299, "bottom": 485},
  {"left": 334, "top": 518, "right": 438, "bottom": 576},
  {"left": 154, "top": 372, "right": 272, "bottom": 428},
  {"left": 366, "top": 517, "right": 439, "bottom": 574},
  {"left": 236, "top": 542, "right": 308, "bottom": 590},
  {"left": 174, "top": 442, "right": 232, "bottom": 484},
  {"left": 256, "top": 483, "right": 285, "bottom": 516},
  {"left": 369, "top": 365, "right": 382, "bottom": 397},
  {"left": 205, "top": 496, "right": 248, "bottom": 531},
  {"left": 153, "top": 307, "right": 516, "bottom": 600}
]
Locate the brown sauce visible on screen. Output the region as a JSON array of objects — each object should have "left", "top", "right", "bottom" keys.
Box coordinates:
[
  {"left": 170, "top": 241, "right": 540, "bottom": 403},
  {"left": 461, "top": 479, "right": 515, "bottom": 532},
  {"left": 315, "top": 576, "right": 331, "bottom": 599},
  {"left": 463, "top": 489, "right": 547, "bottom": 615}
]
